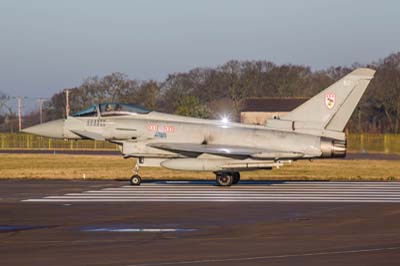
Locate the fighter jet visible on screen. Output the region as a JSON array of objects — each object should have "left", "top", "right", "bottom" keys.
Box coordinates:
[{"left": 23, "top": 68, "right": 375, "bottom": 186}]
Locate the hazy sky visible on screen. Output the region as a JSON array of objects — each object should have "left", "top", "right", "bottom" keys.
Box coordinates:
[{"left": 1, "top": 0, "right": 399, "bottom": 98}]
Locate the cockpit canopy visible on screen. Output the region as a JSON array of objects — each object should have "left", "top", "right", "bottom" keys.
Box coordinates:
[{"left": 72, "top": 103, "right": 151, "bottom": 117}]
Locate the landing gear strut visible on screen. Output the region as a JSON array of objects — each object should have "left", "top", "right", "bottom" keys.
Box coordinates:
[{"left": 130, "top": 157, "right": 143, "bottom": 186}]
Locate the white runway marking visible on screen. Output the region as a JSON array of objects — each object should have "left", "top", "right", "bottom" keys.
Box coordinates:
[
  {"left": 23, "top": 182, "right": 400, "bottom": 203},
  {"left": 125, "top": 246, "right": 400, "bottom": 266},
  {"left": 81, "top": 228, "right": 196, "bottom": 233}
]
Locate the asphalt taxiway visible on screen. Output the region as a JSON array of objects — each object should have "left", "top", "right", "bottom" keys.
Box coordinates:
[{"left": 1, "top": 180, "right": 400, "bottom": 266}]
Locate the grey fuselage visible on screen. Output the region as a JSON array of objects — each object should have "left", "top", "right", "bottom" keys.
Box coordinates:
[{"left": 63, "top": 111, "right": 336, "bottom": 161}]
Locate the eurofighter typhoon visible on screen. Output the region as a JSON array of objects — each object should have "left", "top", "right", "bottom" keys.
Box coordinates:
[{"left": 23, "top": 68, "right": 375, "bottom": 186}]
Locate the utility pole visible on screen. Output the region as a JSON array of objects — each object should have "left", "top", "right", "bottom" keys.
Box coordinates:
[
  {"left": 65, "top": 89, "right": 70, "bottom": 117},
  {"left": 37, "top": 98, "right": 45, "bottom": 124},
  {"left": 18, "top": 96, "right": 22, "bottom": 131}
]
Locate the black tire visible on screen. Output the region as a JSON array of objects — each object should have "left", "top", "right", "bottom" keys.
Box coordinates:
[
  {"left": 216, "top": 173, "right": 233, "bottom": 186},
  {"left": 130, "top": 175, "right": 141, "bottom": 186},
  {"left": 232, "top": 172, "right": 240, "bottom": 185}
]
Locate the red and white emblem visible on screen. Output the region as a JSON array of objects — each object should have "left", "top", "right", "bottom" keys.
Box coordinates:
[{"left": 325, "top": 93, "right": 336, "bottom": 109}]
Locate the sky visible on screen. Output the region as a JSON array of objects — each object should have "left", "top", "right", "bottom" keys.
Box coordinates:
[{"left": 1, "top": 0, "right": 399, "bottom": 100}]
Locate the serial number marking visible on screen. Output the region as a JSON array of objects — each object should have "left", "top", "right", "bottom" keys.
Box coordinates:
[
  {"left": 159, "top": 125, "right": 175, "bottom": 133},
  {"left": 87, "top": 119, "right": 106, "bottom": 127},
  {"left": 148, "top": 124, "right": 175, "bottom": 133},
  {"left": 147, "top": 124, "right": 158, "bottom": 131}
]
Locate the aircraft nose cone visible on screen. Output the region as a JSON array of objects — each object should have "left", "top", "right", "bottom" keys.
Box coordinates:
[{"left": 22, "top": 119, "right": 65, "bottom": 138}]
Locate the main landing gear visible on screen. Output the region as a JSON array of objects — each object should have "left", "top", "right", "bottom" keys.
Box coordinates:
[
  {"left": 130, "top": 157, "right": 143, "bottom": 186},
  {"left": 215, "top": 172, "right": 240, "bottom": 186}
]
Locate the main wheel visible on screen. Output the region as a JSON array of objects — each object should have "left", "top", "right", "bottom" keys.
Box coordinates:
[
  {"left": 216, "top": 173, "right": 233, "bottom": 186},
  {"left": 130, "top": 175, "right": 142, "bottom": 186},
  {"left": 232, "top": 172, "right": 240, "bottom": 185}
]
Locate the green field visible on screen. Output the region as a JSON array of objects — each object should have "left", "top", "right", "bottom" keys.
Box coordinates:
[{"left": 0, "top": 154, "right": 399, "bottom": 181}]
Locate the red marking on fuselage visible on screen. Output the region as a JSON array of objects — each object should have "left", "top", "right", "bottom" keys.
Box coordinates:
[
  {"left": 160, "top": 125, "right": 175, "bottom": 133},
  {"left": 147, "top": 124, "right": 158, "bottom": 131},
  {"left": 147, "top": 124, "right": 175, "bottom": 133}
]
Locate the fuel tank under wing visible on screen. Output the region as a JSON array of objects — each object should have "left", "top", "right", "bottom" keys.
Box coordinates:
[{"left": 148, "top": 142, "right": 304, "bottom": 160}]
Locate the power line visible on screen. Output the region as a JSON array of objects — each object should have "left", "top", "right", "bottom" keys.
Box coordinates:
[{"left": 6, "top": 96, "right": 49, "bottom": 130}]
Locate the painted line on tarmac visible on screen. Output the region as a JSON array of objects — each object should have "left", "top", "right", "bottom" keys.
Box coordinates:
[
  {"left": 24, "top": 199, "right": 400, "bottom": 203},
  {"left": 140, "top": 181, "right": 400, "bottom": 185},
  {"left": 106, "top": 187, "right": 400, "bottom": 191},
  {"left": 63, "top": 194, "right": 400, "bottom": 199},
  {"left": 23, "top": 182, "right": 400, "bottom": 203},
  {"left": 110, "top": 185, "right": 400, "bottom": 189},
  {"left": 81, "top": 228, "right": 196, "bottom": 233},
  {"left": 42, "top": 196, "right": 400, "bottom": 200},
  {"left": 124, "top": 246, "right": 400, "bottom": 266},
  {"left": 122, "top": 184, "right": 400, "bottom": 187},
  {"left": 113, "top": 186, "right": 400, "bottom": 190},
  {"left": 79, "top": 190, "right": 400, "bottom": 196}
]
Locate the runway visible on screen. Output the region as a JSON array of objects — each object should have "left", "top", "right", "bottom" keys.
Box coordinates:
[
  {"left": 2, "top": 180, "right": 400, "bottom": 266},
  {"left": 24, "top": 181, "right": 400, "bottom": 203}
]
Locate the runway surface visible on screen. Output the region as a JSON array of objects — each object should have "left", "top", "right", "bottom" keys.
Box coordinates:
[
  {"left": 24, "top": 181, "right": 400, "bottom": 203},
  {"left": 1, "top": 180, "right": 400, "bottom": 266}
]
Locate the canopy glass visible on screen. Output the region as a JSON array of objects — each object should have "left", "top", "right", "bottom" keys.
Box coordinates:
[{"left": 72, "top": 103, "right": 151, "bottom": 117}]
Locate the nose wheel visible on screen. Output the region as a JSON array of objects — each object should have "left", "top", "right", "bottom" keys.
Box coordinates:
[
  {"left": 130, "top": 157, "right": 143, "bottom": 186},
  {"left": 130, "top": 174, "right": 142, "bottom": 186}
]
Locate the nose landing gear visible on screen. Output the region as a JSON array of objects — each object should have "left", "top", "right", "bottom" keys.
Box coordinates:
[
  {"left": 130, "top": 157, "right": 143, "bottom": 186},
  {"left": 130, "top": 174, "right": 141, "bottom": 186}
]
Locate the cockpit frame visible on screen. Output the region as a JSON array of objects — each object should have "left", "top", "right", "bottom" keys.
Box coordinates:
[{"left": 72, "top": 103, "right": 151, "bottom": 118}]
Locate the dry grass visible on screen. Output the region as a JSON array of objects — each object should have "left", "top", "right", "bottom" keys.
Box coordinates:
[{"left": 0, "top": 154, "right": 399, "bottom": 181}]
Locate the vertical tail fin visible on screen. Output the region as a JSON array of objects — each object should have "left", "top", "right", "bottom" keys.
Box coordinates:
[{"left": 281, "top": 68, "right": 375, "bottom": 131}]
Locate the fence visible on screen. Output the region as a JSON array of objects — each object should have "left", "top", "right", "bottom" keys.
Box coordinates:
[
  {"left": 347, "top": 134, "right": 400, "bottom": 154},
  {"left": 0, "top": 133, "right": 118, "bottom": 150},
  {"left": 0, "top": 133, "right": 399, "bottom": 154}
]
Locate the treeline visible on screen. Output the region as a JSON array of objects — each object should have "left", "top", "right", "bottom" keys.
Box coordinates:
[{"left": 1, "top": 52, "right": 400, "bottom": 133}]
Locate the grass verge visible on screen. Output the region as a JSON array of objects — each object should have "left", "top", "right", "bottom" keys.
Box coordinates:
[{"left": 0, "top": 154, "right": 399, "bottom": 181}]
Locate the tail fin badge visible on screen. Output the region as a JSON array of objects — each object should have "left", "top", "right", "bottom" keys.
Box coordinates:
[{"left": 325, "top": 93, "right": 336, "bottom": 109}]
